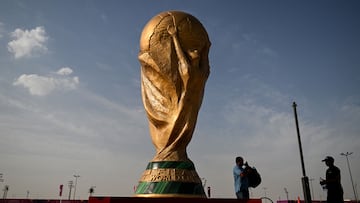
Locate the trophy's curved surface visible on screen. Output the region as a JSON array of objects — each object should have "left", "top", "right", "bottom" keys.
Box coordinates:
[{"left": 135, "top": 10, "right": 210, "bottom": 198}]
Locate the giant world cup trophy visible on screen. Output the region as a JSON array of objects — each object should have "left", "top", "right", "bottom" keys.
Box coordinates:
[{"left": 135, "top": 11, "right": 210, "bottom": 198}]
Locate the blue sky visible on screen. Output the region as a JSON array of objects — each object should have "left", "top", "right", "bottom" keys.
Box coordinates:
[{"left": 1, "top": 0, "right": 359, "bottom": 201}]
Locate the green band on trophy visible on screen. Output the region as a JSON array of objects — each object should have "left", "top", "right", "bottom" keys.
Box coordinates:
[{"left": 135, "top": 181, "right": 204, "bottom": 196}]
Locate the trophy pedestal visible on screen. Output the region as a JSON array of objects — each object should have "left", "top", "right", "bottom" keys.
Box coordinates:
[{"left": 134, "top": 161, "right": 206, "bottom": 198}]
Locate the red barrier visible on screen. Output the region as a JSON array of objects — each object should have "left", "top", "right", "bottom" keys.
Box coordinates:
[
  {"left": 0, "top": 200, "right": 87, "bottom": 203},
  {"left": 89, "top": 196, "right": 261, "bottom": 203}
]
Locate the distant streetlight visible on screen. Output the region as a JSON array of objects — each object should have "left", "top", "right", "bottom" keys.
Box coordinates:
[
  {"left": 284, "top": 188, "right": 289, "bottom": 202},
  {"left": 340, "top": 152, "right": 358, "bottom": 202},
  {"left": 68, "top": 181, "right": 73, "bottom": 200},
  {"left": 73, "top": 175, "right": 80, "bottom": 200}
]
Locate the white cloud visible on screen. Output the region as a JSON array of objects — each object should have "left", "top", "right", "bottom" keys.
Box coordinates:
[
  {"left": 56, "top": 67, "right": 73, "bottom": 75},
  {"left": 13, "top": 67, "right": 79, "bottom": 96},
  {"left": 7, "top": 26, "right": 48, "bottom": 59}
]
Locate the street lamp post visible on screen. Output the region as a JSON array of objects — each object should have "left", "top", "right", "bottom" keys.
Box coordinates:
[
  {"left": 68, "top": 181, "right": 73, "bottom": 200},
  {"left": 292, "top": 102, "right": 312, "bottom": 203},
  {"left": 340, "top": 152, "right": 358, "bottom": 203},
  {"left": 284, "top": 188, "right": 289, "bottom": 202},
  {"left": 73, "top": 175, "right": 80, "bottom": 200}
]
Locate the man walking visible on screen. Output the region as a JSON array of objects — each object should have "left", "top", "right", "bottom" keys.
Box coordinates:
[
  {"left": 233, "top": 156, "right": 249, "bottom": 199},
  {"left": 320, "top": 156, "right": 344, "bottom": 203}
]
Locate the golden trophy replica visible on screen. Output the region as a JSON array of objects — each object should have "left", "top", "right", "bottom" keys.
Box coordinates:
[{"left": 135, "top": 11, "right": 211, "bottom": 198}]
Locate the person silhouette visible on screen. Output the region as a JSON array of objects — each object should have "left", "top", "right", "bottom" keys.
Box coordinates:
[{"left": 320, "top": 156, "right": 344, "bottom": 203}]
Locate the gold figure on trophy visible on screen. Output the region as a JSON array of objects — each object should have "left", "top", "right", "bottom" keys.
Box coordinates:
[
  {"left": 136, "top": 11, "right": 210, "bottom": 197},
  {"left": 139, "top": 10, "right": 210, "bottom": 161}
]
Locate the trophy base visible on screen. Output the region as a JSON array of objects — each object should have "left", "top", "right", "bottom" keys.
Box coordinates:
[{"left": 134, "top": 161, "right": 206, "bottom": 198}]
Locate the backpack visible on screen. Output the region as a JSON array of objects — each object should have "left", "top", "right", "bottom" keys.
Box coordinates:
[{"left": 245, "top": 165, "right": 261, "bottom": 188}]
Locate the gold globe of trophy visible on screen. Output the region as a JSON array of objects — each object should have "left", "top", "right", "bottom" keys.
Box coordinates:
[{"left": 135, "top": 11, "right": 211, "bottom": 198}]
